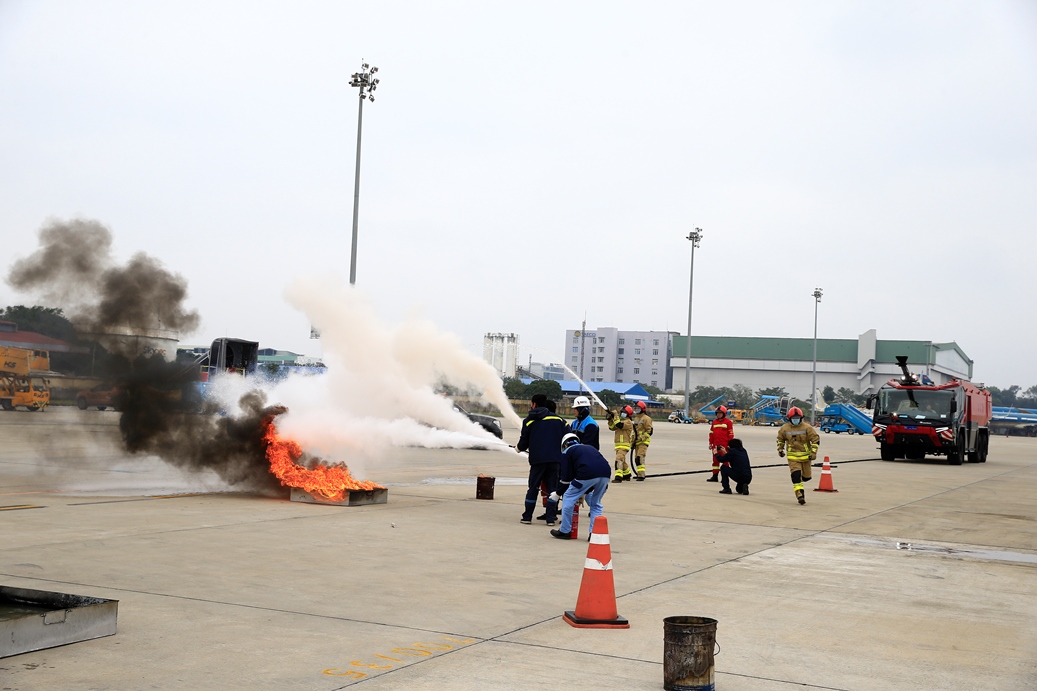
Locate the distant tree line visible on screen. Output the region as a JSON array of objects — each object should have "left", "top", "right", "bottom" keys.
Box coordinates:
[{"left": 986, "top": 385, "right": 1037, "bottom": 409}]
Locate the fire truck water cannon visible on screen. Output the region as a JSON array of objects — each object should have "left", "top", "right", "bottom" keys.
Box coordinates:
[{"left": 869, "top": 356, "right": 991, "bottom": 466}]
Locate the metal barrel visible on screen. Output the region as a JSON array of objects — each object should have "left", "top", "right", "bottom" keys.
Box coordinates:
[
  {"left": 663, "top": 616, "right": 717, "bottom": 691},
  {"left": 475, "top": 476, "right": 495, "bottom": 500}
]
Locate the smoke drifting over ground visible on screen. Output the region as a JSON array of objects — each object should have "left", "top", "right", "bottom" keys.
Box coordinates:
[
  {"left": 6, "top": 220, "right": 520, "bottom": 492},
  {"left": 7, "top": 218, "right": 199, "bottom": 346}
]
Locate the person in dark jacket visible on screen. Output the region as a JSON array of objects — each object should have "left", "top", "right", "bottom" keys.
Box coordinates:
[
  {"left": 719, "top": 438, "right": 753, "bottom": 495},
  {"left": 569, "top": 395, "right": 600, "bottom": 450},
  {"left": 516, "top": 394, "right": 567, "bottom": 525},
  {"left": 550, "top": 434, "right": 612, "bottom": 539}
]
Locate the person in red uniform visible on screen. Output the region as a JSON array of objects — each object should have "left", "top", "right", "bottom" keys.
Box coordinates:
[{"left": 706, "top": 405, "right": 735, "bottom": 482}]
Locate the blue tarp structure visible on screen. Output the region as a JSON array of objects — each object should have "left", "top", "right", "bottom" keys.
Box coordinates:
[{"left": 517, "top": 379, "right": 662, "bottom": 407}]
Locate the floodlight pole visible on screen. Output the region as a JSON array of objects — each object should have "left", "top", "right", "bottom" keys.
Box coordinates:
[
  {"left": 348, "top": 62, "right": 380, "bottom": 285},
  {"left": 811, "top": 287, "right": 823, "bottom": 424},
  {"left": 683, "top": 228, "right": 703, "bottom": 417}
]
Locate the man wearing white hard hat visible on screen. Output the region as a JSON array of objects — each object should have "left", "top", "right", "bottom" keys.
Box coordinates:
[{"left": 569, "top": 395, "right": 600, "bottom": 450}]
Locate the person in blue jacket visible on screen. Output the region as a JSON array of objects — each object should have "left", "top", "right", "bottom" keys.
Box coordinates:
[
  {"left": 718, "top": 437, "right": 753, "bottom": 495},
  {"left": 516, "top": 394, "right": 566, "bottom": 525},
  {"left": 569, "top": 395, "right": 600, "bottom": 449},
  {"left": 550, "top": 433, "right": 612, "bottom": 539}
]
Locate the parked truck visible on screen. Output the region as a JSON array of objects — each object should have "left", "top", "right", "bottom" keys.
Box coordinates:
[
  {"left": 869, "top": 356, "right": 991, "bottom": 465},
  {"left": 0, "top": 346, "right": 50, "bottom": 411}
]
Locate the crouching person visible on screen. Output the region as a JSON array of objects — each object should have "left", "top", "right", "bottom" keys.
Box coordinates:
[
  {"left": 719, "top": 438, "right": 753, "bottom": 495},
  {"left": 550, "top": 433, "right": 612, "bottom": 540}
]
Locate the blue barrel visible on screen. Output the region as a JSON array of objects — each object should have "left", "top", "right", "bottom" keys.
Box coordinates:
[{"left": 663, "top": 616, "right": 717, "bottom": 690}]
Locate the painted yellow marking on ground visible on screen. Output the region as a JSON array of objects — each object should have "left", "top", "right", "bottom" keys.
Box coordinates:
[
  {"left": 0, "top": 504, "right": 44, "bottom": 511},
  {"left": 322, "top": 635, "right": 477, "bottom": 679}
]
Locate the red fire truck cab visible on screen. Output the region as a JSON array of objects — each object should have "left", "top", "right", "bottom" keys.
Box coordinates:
[{"left": 870, "top": 356, "right": 991, "bottom": 465}]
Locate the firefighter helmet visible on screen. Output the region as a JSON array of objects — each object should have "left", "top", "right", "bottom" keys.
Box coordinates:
[
  {"left": 623, "top": 405, "right": 634, "bottom": 416},
  {"left": 561, "top": 433, "right": 581, "bottom": 452},
  {"left": 787, "top": 406, "right": 804, "bottom": 420},
  {"left": 716, "top": 405, "right": 728, "bottom": 416},
  {"left": 635, "top": 401, "right": 647, "bottom": 412},
  {"left": 573, "top": 396, "right": 591, "bottom": 409}
]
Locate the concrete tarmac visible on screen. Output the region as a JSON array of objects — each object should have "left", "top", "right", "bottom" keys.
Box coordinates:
[{"left": 1, "top": 408, "right": 1036, "bottom": 689}]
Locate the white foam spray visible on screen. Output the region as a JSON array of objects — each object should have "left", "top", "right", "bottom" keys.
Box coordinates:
[{"left": 217, "top": 274, "right": 522, "bottom": 476}]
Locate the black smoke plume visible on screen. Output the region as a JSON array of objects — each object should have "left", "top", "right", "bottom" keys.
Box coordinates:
[
  {"left": 7, "top": 218, "right": 281, "bottom": 494},
  {"left": 7, "top": 218, "right": 200, "bottom": 342}
]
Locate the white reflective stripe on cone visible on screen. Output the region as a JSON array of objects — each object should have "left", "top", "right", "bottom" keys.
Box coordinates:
[
  {"left": 585, "top": 558, "right": 613, "bottom": 571},
  {"left": 590, "top": 533, "right": 610, "bottom": 545}
]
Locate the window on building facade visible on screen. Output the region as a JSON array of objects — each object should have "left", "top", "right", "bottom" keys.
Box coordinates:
[
  {"left": 652, "top": 359, "right": 658, "bottom": 365},
  {"left": 618, "top": 348, "right": 624, "bottom": 354},
  {"left": 651, "top": 380, "right": 658, "bottom": 386},
  {"left": 618, "top": 367, "right": 624, "bottom": 374},
  {"left": 572, "top": 337, "right": 578, "bottom": 344},
  {"left": 571, "top": 356, "right": 577, "bottom": 363},
  {"left": 653, "top": 339, "right": 659, "bottom": 346},
  {"left": 572, "top": 347, "right": 578, "bottom": 353},
  {"left": 635, "top": 358, "right": 641, "bottom": 365},
  {"left": 653, "top": 349, "right": 659, "bottom": 355},
  {"left": 652, "top": 369, "right": 658, "bottom": 376},
  {"left": 634, "top": 368, "right": 640, "bottom": 374},
  {"left": 598, "top": 347, "right": 605, "bottom": 353},
  {"left": 635, "top": 338, "right": 642, "bottom": 345},
  {"left": 635, "top": 348, "right": 641, "bottom": 355},
  {"left": 618, "top": 339, "right": 625, "bottom": 344},
  {"left": 597, "top": 357, "right": 604, "bottom": 363}
]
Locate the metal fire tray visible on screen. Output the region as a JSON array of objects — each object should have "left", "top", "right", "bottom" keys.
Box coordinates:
[
  {"left": 0, "top": 585, "right": 118, "bottom": 658},
  {"left": 290, "top": 487, "right": 388, "bottom": 506}
]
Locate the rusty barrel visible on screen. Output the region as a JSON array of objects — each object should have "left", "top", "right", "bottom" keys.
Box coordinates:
[
  {"left": 663, "top": 616, "right": 717, "bottom": 690},
  {"left": 476, "top": 476, "right": 495, "bottom": 500}
]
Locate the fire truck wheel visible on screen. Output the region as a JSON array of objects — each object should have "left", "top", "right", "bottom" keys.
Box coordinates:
[{"left": 880, "top": 443, "right": 896, "bottom": 461}]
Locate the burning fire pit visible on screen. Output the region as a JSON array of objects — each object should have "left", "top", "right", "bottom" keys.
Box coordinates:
[
  {"left": 290, "top": 487, "right": 388, "bottom": 506},
  {"left": 262, "top": 415, "right": 386, "bottom": 505}
]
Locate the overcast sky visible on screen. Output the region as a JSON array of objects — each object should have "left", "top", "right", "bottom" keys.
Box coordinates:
[{"left": 2, "top": 1, "right": 1035, "bottom": 388}]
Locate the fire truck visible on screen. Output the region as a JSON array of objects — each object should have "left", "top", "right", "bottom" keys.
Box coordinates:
[
  {"left": 0, "top": 346, "right": 51, "bottom": 411},
  {"left": 869, "top": 356, "right": 991, "bottom": 465}
]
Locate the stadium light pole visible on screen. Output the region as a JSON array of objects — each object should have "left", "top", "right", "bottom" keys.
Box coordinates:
[
  {"left": 683, "top": 228, "right": 703, "bottom": 417},
  {"left": 348, "top": 62, "right": 380, "bottom": 285},
  {"left": 811, "top": 287, "right": 823, "bottom": 424}
]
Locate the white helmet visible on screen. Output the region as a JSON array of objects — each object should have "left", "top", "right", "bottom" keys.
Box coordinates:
[
  {"left": 573, "top": 396, "right": 591, "bottom": 408},
  {"left": 561, "top": 433, "right": 581, "bottom": 452}
]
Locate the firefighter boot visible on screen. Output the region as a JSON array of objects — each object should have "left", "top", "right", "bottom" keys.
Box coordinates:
[
  {"left": 706, "top": 474, "right": 719, "bottom": 482},
  {"left": 796, "top": 489, "right": 806, "bottom": 505}
]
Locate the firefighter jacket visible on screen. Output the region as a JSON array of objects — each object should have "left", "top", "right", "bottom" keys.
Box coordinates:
[
  {"left": 776, "top": 422, "right": 820, "bottom": 461},
  {"left": 570, "top": 415, "right": 600, "bottom": 450},
  {"left": 633, "top": 412, "right": 654, "bottom": 447},
  {"left": 709, "top": 417, "right": 735, "bottom": 450},
  {"left": 607, "top": 413, "right": 634, "bottom": 450},
  {"left": 517, "top": 406, "right": 566, "bottom": 465}
]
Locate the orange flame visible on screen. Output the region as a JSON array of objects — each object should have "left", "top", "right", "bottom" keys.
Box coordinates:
[{"left": 262, "top": 417, "right": 383, "bottom": 501}]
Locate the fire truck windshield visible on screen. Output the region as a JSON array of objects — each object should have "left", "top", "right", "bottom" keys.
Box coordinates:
[{"left": 877, "top": 389, "right": 955, "bottom": 421}]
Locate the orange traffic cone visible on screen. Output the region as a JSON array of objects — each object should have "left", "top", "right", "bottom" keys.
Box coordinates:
[
  {"left": 563, "top": 516, "right": 629, "bottom": 629},
  {"left": 813, "top": 456, "right": 838, "bottom": 492}
]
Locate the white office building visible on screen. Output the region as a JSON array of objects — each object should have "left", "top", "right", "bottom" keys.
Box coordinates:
[{"left": 564, "top": 327, "right": 676, "bottom": 389}]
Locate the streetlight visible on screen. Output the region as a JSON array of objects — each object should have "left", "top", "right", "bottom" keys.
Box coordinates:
[
  {"left": 348, "top": 61, "right": 380, "bottom": 285},
  {"left": 683, "top": 228, "right": 703, "bottom": 417},
  {"left": 811, "top": 287, "right": 823, "bottom": 424}
]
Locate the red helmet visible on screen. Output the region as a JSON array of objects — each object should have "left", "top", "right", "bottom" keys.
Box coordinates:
[
  {"left": 623, "top": 405, "right": 634, "bottom": 416},
  {"left": 787, "top": 406, "right": 804, "bottom": 419},
  {"left": 636, "top": 401, "right": 647, "bottom": 411},
  {"left": 716, "top": 405, "right": 728, "bottom": 416}
]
